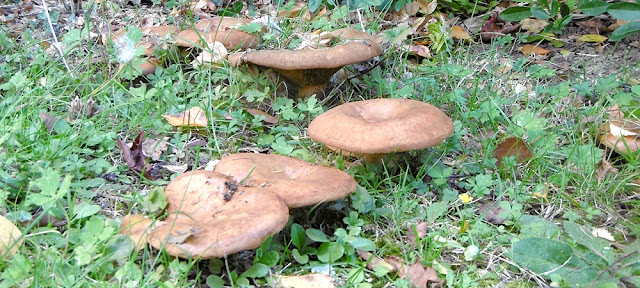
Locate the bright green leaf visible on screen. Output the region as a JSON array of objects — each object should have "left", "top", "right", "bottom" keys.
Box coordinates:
[
  {"left": 579, "top": 0, "right": 610, "bottom": 16},
  {"left": 306, "top": 228, "right": 329, "bottom": 242},
  {"left": 607, "top": 2, "right": 640, "bottom": 21},
  {"left": 317, "top": 242, "right": 344, "bottom": 263},
  {"left": 240, "top": 263, "right": 269, "bottom": 278},
  {"left": 609, "top": 21, "right": 640, "bottom": 41}
]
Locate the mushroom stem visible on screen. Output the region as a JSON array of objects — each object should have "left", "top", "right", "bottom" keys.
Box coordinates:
[
  {"left": 363, "top": 153, "right": 385, "bottom": 163},
  {"left": 297, "top": 85, "right": 327, "bottom": 99}
]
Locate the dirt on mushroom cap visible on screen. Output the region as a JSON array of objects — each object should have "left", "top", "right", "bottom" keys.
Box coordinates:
[
  {"left": 148, "top": 170, "right": 289, "bottom": 259},
  {"left": 214, "top": 153, "right": 357, "bottom": 208},
  {"left": 307, "top": 98, "right": 454, "bottom": 155}
]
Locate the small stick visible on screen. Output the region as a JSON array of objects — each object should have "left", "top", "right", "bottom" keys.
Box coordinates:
[{"left": 41, "top": 0, "right": 74, "bottom": 77}]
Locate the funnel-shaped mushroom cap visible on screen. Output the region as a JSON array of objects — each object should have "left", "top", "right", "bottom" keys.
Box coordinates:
[
  {"left": 227, "top": 29, "right": 382, "bottom": 98},
  {"left": 148, "top": 170, "right": 289, "bottom": 259},
  {"left": 599, "top": 122, "right": 640, "bottom": 155},
  {"left": 176, "top": 17, "right": 260, "bottom": 49},
  {"left": 214, "top": 153, "right": 357, "bottom": 208},
  {"left": 308, "top": 98, "right": 454, "bottom": 156}
]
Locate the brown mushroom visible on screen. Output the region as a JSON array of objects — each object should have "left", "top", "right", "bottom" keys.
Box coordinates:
[
  {"left": 307, "top": 98, "right": 454, "bottom": 163},
  {"left": 228, "top": 29, "right": 383, "bottom": 98},
  {"left": 147, "top": 170, "right": 289, "bottom": 259},
  {"left": 214, "top": 153, "right": 357, "bottom": 208},
  {"left": 119, "top": 214, "right": 153, "bottom": 250},
  {"left": 176, "top": 17, "right": 261, "bottom": 50}
]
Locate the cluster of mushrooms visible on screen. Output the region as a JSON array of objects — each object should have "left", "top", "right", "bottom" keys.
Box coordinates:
[
  {"left": 120, "top": 17, "right": 455, "bottom": 260},
  {"left": 599, "top": 105, "right": 640, "bottom": 155}
]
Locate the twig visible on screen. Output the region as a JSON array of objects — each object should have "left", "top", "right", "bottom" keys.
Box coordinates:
[{"left": 41, "top": 0, "right": 74, "bottom": 77}]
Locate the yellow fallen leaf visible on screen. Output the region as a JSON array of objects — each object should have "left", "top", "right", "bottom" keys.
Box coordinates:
[
  {"left": 275, "top": 274, "right": 336, "bottom": 288},
  {"left": 578, "top": 34, "right": 607, "bottom": 43},
  {"left": 451, "top": 25, "right": 471, "bottom": 40},
  {"left": 520, "top": 44, "right": 550, "bottom": 56},
  {"left": 1, "top": 215, "right": 23, "bottom": 259},
  {"left": 163, "top": 106, "right": 208, "bottom": 128},
  {"left": 521, "top": 19, "right": 548, "bottom": 33}
]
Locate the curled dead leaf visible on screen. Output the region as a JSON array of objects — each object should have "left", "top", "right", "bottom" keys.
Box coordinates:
[
  {"left": 521, "top": 19, "right": 548, "bottom": 33},
  {"left": 478, "top": 202, "right": 507, "bottom": 225},
  {"left": 451, "top": 25, "right": 470, "bottom": 40},
  {"left": 278, "top": 2, "right": 311, "bottom": 21},
  {"left": 494, "top": 137, "right": 533, "bottom": 166},
  {"left": 520, "top": 44, "right": 550, "bottom": 56},
  {"left": 115, "top": 131, "right": 155, "bottom": 179},
  {"left": 163, "top": 106, "right": 208, "bottom": 128},
  {"left": 246, "top": 108, "right": 278, "bottom": 124},
  {"left": 407, "top": 222, "right": 429, "bottom": 247},
  {"left": 409, "top": 45, "right": 431, "bottom": 58}
]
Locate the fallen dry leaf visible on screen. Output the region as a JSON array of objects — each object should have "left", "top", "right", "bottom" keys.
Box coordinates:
[
  {"left": 578, "top": 34, "right": 607, "bottom": 43},
  {"left": 407, "top": 222, "right": 429, "bottom": 247},
  {"left": 478, "top": 202, "right": 507, "bottom": 225},
  {"left": 591, "top": 227, "right": 615, "bottom": 242},
  {"left": 1, "top": 215, "right": 23, "bottom": 259},
  {"left": 358, "top": 251, "right": 441, "bottom": 288},
  {"left": 246, "top": 108, "right": 278, "bottom": 124},
  {"left": 39, "top": 112, "right": 60, "bottom": 133},
  {"left": 494, "top": 137, "right": 533, "bottom": 166},
  {"left": 115, "top": 131, "right": 154, "bottom": 179},
  {"left": 278, "top": 2, "right": 311, "bottom": 21},
  {"left": 163, "top": 106, "right": 208, "bottom": 128},
  {"left": 520, "top": 44, "right": 550, "bottom": 56},
  {"left": 409, "top": 44, "right": 431, "bottom": 58},
  {"left": 521, "top": 19, "right": 547, "bottom": 33},
  {"left": 142, "top": 137, "right": 169, "bottom": 161},
  {"left": 275, "top": 274, "right": 336, "bottom": 288},
  {"left": 451, "top": 25, "right": 470, "bottom": 40},
  {"left": 595, "top": 157, "right": 618, "bottom": 182}
]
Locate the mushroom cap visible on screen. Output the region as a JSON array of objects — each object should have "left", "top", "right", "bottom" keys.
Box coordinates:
[
  {"left": 120, "top": 214, "right": 153, "bottom": 250},
  {"left": 227, "top": 41, "right": 382, "bottom": 70},
  {"left": 148, "top": 170, "right": 289, "bottom": 259},
  {"left": 214, "top": 153, "right": 357, "bottom": 208},
  {"left": 176, "top": 17, "right": 260, "bottom": 49},
  {"left": 308, "top": 98, "right": 454, "bottom": 155},
  {"left": 599, "top": 122, "right": 640, "bottom": 155}
]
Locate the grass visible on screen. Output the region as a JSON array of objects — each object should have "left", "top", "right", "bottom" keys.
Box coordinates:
[{"left": 1, "top": 2, "right": 640, "bottom": 288}]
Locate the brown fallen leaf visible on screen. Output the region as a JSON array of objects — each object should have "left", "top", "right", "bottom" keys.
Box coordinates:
[
  {"left": 596, "top": 157, "right": 618, "bottom": 183},
  {"left": 275, "top": 274, "right": 336, "bottom": 288},
  {"left": 39, "top": 112, "right": 60, "bottom": 133},
  {"left": 142, "top": 137, "right": 169, "bottom": 161},
  {"left": 451, "top": 25, "right": 470, "bottom": 40},
  {"left": 407, "top": 222, "right": 429, "bottom": 247},
  {"left": 520, "top": 44, "right": 550, "bottom": 56},
  {"left": 18, "top": 210, "right": 66, "bottom": 228},
  {"left": 115, "top": 131, "right": 154, "bottom": 179},
  {"left": 278, "top": 2, "right": 311, "bottom": 21},
  {"left": 358, "top": 251, "right": 442, "bottom": 288},
  {"left": 478, "top": 202, "right": 507, "bottom": 225},
  {"left": 246, "top": 108, "right": 278, "bottom": 124},
  {"left": 494, "top": 137, "right": 533, "bottom": 166},
  {"left": 163, "top": 106, "right": 208, "bottom": 128}
]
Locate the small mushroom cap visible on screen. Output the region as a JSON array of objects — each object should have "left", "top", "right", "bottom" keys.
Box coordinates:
[
  {"left": 308, "top": 98, "right": 454, "bottom": 155},
  {"left": 599, "top": 122, "right": 640, "bottom": 155},
  {"left": 214, "top": 153, "right": 357, "bottom": 208},
  {"left": 149, "top": 170, "right": 289, "bottom": 259},
  {"left": 176, "top": 18, "right": 260, "bottom": 49}
]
